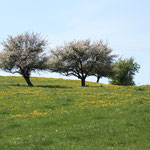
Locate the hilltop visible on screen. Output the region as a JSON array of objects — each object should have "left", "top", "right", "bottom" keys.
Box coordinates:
[{"left": 0, "top": 76, "right": 150, "bottom": 150}]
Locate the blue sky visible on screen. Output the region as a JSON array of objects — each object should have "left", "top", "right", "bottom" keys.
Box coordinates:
[{"left": 0, "top": 0, "right": 150, "bottom": 85}]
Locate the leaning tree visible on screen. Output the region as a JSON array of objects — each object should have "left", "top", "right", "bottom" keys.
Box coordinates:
[
  {"left": 0, "top": 32, "right": 47, "bottom": 86},
  {"left": 47, "top": 40, "right": 116, "bottom": 86}
]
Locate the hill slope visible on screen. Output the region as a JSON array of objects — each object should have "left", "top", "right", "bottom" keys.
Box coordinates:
[{"left": 0, "top": 76, "right": 150, "bottom": 150}]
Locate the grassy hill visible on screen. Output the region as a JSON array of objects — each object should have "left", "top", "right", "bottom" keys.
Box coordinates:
[{"left": 0, "top": 76, "right": 150, "bottom": 150}]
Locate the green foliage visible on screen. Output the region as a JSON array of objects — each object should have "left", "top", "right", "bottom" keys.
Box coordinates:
[
  {"left": 109, "top": 57, "right": 140, "bottom": 86},
  {"left": 0, "top": 76, "right": 150, "bottom": 149}
]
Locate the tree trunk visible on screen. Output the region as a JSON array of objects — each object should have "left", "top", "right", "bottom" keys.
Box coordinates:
[
  {"left": 96, "top": 76, "right": 100, "bottom": 83},
  {"left": 81, "top": 78, "right": 85, "bottom": 86},
  {"left": 23, "top": 76, "right": 33, "bottom": 86}
]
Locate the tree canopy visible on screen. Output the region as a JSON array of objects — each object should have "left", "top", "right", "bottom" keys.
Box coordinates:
[
  {"left": 0, "top": 32, "right": 47, "bottom": 86},
  {"left": 109, "top": 58, "right": 140, "bottom": 86},
  {"left": 47, "top": 40, "right": 116, "bottom": 86}
]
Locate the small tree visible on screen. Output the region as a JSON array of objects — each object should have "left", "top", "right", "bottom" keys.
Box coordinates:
[
  {"left": 0, "top": 32, "right": 47, "bottom": 86},
  {"left": 109, "top": 58, "right": 140, "bottom": 86},
  {"left": 47, "top": 40, "right": 116, "bottom": 86},
  {"left": 94, "top": 63, "right": 115, "bottom": 83}
]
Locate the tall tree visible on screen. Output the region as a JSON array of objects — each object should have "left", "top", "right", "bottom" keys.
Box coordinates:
[
  {"left": 0, "top": 32, "right": 47, "bottom": 86},
  {"left": 109, "top": 58, "right": 140, "bottom": 86},
  {"left": 47, "top": 40, "right": 116, "bottom": 86}
]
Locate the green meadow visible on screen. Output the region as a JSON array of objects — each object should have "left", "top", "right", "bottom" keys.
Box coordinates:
[{"left": 0, "top": 76, "right": 150, "bottom": 150}]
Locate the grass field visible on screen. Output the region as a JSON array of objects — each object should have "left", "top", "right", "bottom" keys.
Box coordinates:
[{"left": 0, "top": 76, "right": 150, "bottom": 150}]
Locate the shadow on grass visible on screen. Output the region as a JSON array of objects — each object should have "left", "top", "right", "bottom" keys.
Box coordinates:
[
  {"left": 84, "top": 85, "right": 104, "bottom": 88},
  {"left": 8, "top": 84, "right": 72, "bottom": 89},
  {"left": 7, "top": 83, "right": 103, "bottom": 88},
  {"left": 36, "top": 85, "right": 72, "bottom": 89}
]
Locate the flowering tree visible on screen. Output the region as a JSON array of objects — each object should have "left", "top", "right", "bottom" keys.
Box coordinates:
[
  {"left": 47, "top": 40, "right": 116, "bottom": 86},
  {"left": 94, "top": 63, "right": 115, "bottom": 83},
  {"left": 0, "top": 32, "right": 47, "bottom": 86}
]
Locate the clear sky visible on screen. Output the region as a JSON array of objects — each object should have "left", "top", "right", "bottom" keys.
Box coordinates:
[{"left": 0, "top": 0, "right": 150, "bottom": 85}]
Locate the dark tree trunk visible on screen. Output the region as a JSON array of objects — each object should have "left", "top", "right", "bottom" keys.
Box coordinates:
[
  {"left": 81, "top": 78, "right": 85, "bottom": 86},
  {"left": 23, "top": 75, "right": 33, "bottom": 86},
  {"left": 96, "top": 76, "right": 100, "bottom": 83}
]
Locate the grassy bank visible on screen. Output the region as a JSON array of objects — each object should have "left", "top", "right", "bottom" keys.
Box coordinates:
[{"left": 0, "top": 76, "right": 150, "bottom": 150}]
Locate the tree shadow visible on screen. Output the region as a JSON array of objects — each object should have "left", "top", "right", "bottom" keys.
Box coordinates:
[
  {"left": 36, "top": 85, "right": 72, "bottom": 89},
  {"left": 8, "top": 84, "right": 72, "bottom": 89},
  {"left": 84, "top": 85, "right": 104, "bottom": 88}
]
